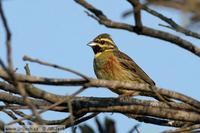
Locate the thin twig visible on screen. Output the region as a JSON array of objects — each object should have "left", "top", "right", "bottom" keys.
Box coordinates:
[
  {"left": 1, "top": 91, "right": 200, "bottom": 127},
  {"left": 74, "top": 0, "right": 200, "bottom": 57},
  {"left": 0, "top": 1, "right": 40, "bottom": 125},
  {"left": 2, "top": 109, "right": 25, "bottom": 125},
  {"left": 67, "top": 88, "right": 88, "bottom": 133},
  {"left": 127, "top": 0, "right": 143, "bottom": 32},
  {"left": 7, "top": 86, "right": 87, "bottom": 125},
  {"left": 24, "top": 64, "right": 42, "bottom": 124},
  {"left": 142, "top": 4, "right": 200, "bottom": 39},
  {"left": 1, "top": 68, "right": 200, "bottom": 110},
  {"left": 0, "top": 105, "right": 66, "bottom": 111},
  {"left": 72, "top": 113, "right": 99, "bottom": 127},
  {"left": 0, "top": 120, "right": 4, "bottom": 131},
  {"left": 163, "top": 124, "right": 200, "bottom": 133},
  {"left": 123, "top": 4, "right": 200, "bottom": 40},
  {"left": 0, "top": 1, "right": 12, "bottom": 70},
  {"left": 128, "top": 124, "right": 140, "bottom": 133},
  {"left": 23, "top": 55, "right": 89, "bottom": 80},
  {"left": 0, "top": 1, "right": 17, "bottom": 88}
]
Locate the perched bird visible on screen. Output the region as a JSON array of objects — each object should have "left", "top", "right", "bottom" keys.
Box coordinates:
[{"left": 87, "top": 33, "right": 155, "bottom": 96}]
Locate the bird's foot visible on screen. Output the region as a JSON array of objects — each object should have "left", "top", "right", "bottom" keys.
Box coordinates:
[{"left": 118, "top": 94, "right": 133, "bottom": 102}]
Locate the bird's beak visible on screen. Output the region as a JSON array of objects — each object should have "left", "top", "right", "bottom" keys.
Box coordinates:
[{"left": 87, "top": 41, "right": 97, "bottom": 47}]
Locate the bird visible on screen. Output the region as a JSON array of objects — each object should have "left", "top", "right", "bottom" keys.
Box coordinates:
[{"left": 87, "top": 33, "right": 155, "bottom": 96}]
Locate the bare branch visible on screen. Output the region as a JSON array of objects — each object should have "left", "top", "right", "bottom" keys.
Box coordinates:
[
  {"left": 123, "top": 4, "right": 200, "bottom": 40},
  {"left": 0, "top": 1, "right": 199, "bottom": 132},
  {"left": 2, "top": 109, "right": 25, "bottom": 125},
  {"left": 0, "top": 3, "right": 41, "bottom": 125},
  {"left": 66, "top": 113, "right": 99, "bottom": 128},
  {"left": 145, "top": 0, "right": 200, "bottom": 26},
  {"left": 23, "top": 55, "right": 89, "bottom": 80},
  {"left": 128, "top": 124, "right": 140, "bottom": 133},
  {"left": 1, "top": 68, "right": 200, "bottom": 110},
  {"left": 7, "top": 86, "right": 87, "bottom": 125},
  {"left": 23, "top": 64, "right": 42, "bottom": 124},
  {"left": 1, "top": 90, "right": 200, "bottom": 128},
  {"left": 127, "top": 0, "right": 143, "bottom": 32},
  {"left": 0, "top": 1, "right": 12, "bottom": 69},
  {"left": 74, "top": 0, "right": 200, "bottom": 57},
  {"left": 142, "top": 4, "right": 200, "bottom": 39},
  {"left": 0, "top": 92, "right": 51, "bottom": 107},
  {"left": 126, "top": 114, "right": 191, "bottom": 127},
  {"left": 163, "top": 124, "right": 200, "bottom": 133},
  {"left": 0, "top": 120, "right": 4, "bottom": 132}
]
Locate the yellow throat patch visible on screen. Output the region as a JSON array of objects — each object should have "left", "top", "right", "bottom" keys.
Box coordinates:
[{"left": 95, "top": 49, "right": 113, "bottom": 58}]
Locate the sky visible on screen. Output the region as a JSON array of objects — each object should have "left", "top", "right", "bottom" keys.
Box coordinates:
[{"left": 0, "top": 0, "right": 200, "bottom": 133}]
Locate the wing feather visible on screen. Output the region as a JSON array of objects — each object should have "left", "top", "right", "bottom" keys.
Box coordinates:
[{"left": 113, "top": 50, "right": 155, "bottom": 86}]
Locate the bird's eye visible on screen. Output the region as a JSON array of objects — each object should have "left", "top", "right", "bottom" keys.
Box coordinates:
[{"left": 100, "top": 41, "right": 105, "bottom": 44}]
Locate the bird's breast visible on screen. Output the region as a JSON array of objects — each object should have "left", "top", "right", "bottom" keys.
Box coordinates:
[{"left": 94, "top": 53, "right": 123, "bottom": 80}]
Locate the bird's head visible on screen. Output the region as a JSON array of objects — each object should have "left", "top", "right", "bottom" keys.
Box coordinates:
[{"left": 87, "top": 33, "right": 118, "bottom": 55}]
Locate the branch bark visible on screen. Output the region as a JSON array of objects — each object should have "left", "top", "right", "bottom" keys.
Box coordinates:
[
  {"left": 75, "top": 0, "right": 200, "bottom": 57},
  {"left": 0, "top": 0, "right": 200, "bottom": 132}
]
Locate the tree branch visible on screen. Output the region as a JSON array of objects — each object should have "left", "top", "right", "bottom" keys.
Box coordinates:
[
  {"left": 23, "top": 55, "right": 89, "bottom": 80},
  {"left": 74, "top": 0, "right": 200, "bottom": 57},
  {"left": 127, "top": 0, "right": 143, "bottom": 33},
  {"left": 1, "top": 67, "right": 200, "bottom": 110}
]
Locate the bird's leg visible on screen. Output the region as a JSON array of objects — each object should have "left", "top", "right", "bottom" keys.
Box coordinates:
[
  {"left": 118, "top": 95, "right": 132, "bottom": 103},
  {"left": 118, "top": 91, "right": 139, "bottom": 102}
]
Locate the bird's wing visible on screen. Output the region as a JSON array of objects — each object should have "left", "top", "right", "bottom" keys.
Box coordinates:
[{"left": 113, "top": 50, "right": 155, "bottom": 86}]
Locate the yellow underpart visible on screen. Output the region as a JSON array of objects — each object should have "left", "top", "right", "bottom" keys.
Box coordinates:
[{"left": 95, "top": 49, "right": 113, "bottom": 58}]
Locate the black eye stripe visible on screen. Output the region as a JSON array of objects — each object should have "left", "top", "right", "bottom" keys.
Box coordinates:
[
  {"left": 94, "top": 40, "right": 113, "bottom": 46},
  {"left": 93, "top": 45, "right": 103, "bottom": 54},
  {"left": 100, "top": 41, "right": 105, "bottom": 44}
]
